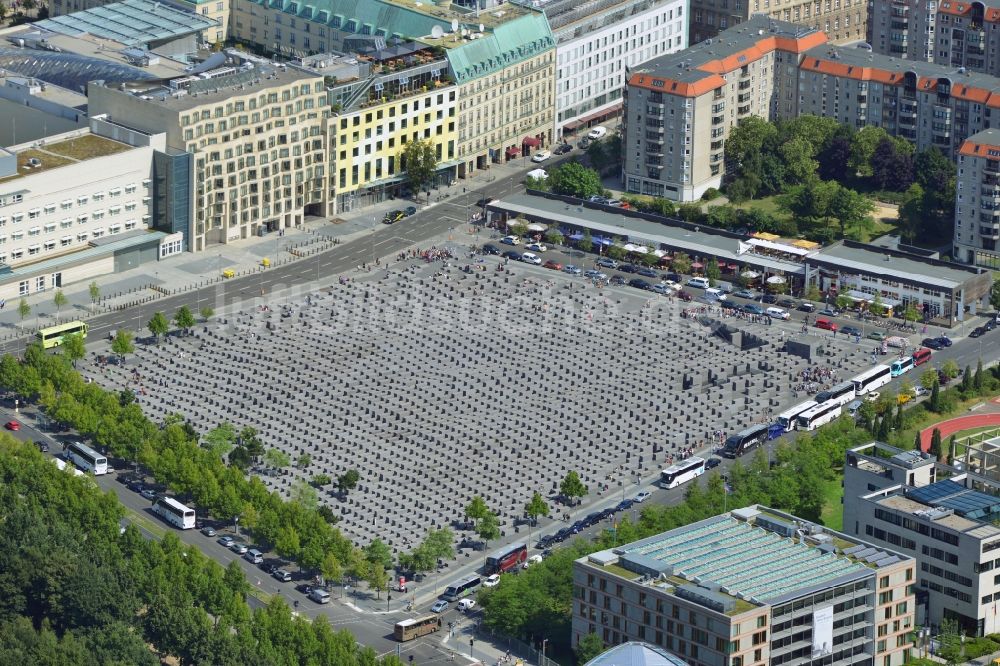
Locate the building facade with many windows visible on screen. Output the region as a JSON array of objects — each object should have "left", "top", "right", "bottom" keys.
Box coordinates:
[
  {"left": 867, "top": 0, "right": 938, "bottom": 62},
  {"left": 573, "top": 505, "right": 916, "bottom": 666},
  {"left": 954, "top": 128, "right": 1000, "bottom": 267},
  {"left": 688, "top": 0, "right": 866, "bottom": 47},
  {"left": 541, "top": 0, "right": 688, "bottom": 138},
  {"left": 844, "top": 441, "right": 1000, "bottom": 636},
  {"left": 88, "top": 60, "right": 329, "bottom": 252}
]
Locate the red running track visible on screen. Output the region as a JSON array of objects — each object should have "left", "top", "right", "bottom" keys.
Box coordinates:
[{"left": 918, "top": 412, "right": 1000, "bottom": 452}]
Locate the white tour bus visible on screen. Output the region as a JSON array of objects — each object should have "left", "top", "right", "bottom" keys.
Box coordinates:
[
  {"left": 796, "top": 402, "right": 844, "bottom": 431},
  {"left": 814, "top": 381, "right": 857, "bottom": 408},
  {"left": 660, "top": 457, "right": 706, "bottom": 489},
  {"left": 153, "top": 497, "right": 196, "bottom": 529},
  {"left": 776, "top": 400, "right": 819, "bottom": 433},
  {"left": 851, "top": 364, "right": 892, "bottom": 395},
  {"left": 66, "top": 440, "right": 108, "bottom": 475}
]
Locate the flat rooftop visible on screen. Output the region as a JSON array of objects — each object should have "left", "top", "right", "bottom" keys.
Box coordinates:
[
  {"left": 0, "top": 133, "right": 132, "bottom": 183},
  {"left": 488, "top": 193, "right": 804, "bottom": 274},
  {"left": 35, "top": 0, "right": 218, "bottom": 47},
  {"left": 907, "top": 479, "right": 1000, "bottom": 522},
  {"left": 809, "top": 241, "right": 983, "bottom": 290},
  {"left": 629, "top": 16, "right": 821, "bottom": 85},
  {"left": 590, "top": 507, "right": 898, "bottom": 609},
  {"left": 108, "top": 63, "right": 318, "bottom": 111}
]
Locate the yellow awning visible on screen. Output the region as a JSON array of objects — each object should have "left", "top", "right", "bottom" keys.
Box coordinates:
[{"left": 752, "top": 232, "right": 781, "bottom": 240}]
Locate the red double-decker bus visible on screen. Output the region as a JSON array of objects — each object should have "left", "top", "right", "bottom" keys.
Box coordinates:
[{"left": 485, "top": 542, "right": 527, "bottom": 574}]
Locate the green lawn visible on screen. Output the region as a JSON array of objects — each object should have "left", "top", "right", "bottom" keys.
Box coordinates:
[
  {"left": 733, "top": 195, "right": 785, "bottom": 217},
  {"left": 819, "top": 477, "right": 844, "bottom": 532}
]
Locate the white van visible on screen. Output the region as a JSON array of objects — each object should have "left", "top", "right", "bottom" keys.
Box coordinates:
[
  {"left": 308, "top": 588, "right": 331, "bottom": 604},
  {"left": 587, "top": 126, "right": 607, "bottom": 140},
  {"left": 705, "top": 287, "right": 727, "bottom": 302},
  {"left": 687, "top": 277, "right": 709, "bottom": 289},
  {"left": 766, "top": 307, "right": 790, "bottom": 320},
  {"left": 244, "top": 548, "right": 264, "bottom": 564}
]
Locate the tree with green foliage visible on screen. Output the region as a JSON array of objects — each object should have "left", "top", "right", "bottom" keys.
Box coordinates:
[
  {"left": 524, "top": 491, "right": 549, "bottom": 525},
  {"left": 465, "top": 495, "right": 489, "bottom": 526},
  {"left": 400, "top": 139, "right": 438, "bottom": 199},
  {"left": 672, "top": 252, "right": 692, "bottom": 275},
  {"left": 897, "top": 183, "right": 925, "bottom": 244},
  {"left": 200, "top": 306, "right": 214, "bottom": 322},
  {"left": 89, "top": 280, "right": 101, "bottom": 305},
  {"left": 576, "top": 632, "right": 606, "bottom": 664},
  {"left": 476, "top": 510, "right": 501, "bottom": 547},
  {"left": 705, "top": 256, "right": 721, "bottom": 286},
  {"left": 61, "top": 332, "right": 86, "bottom": 368},
  {"left": 929, "top": 428, "right": 943, "bottom": 460},
  {"left": 110, "top": 329, "right": 135, "bottom": 364},
  {"left": 202, "top": 421, "right": 237, "bottom": 460},
  {"left": 835, "top": 294, "right": 854, "bottom": 311},
  {"left": 17, "top": 298, "right": 29, "bottom": 324},
  {"left": 524, "top": 174, "right": 548, "bottom": 191},
  {"left": 578, "top": 229, "right": 593, "bottom": 253},
  {"left": 961, "top": 364, "right": 973, "bottom": 392},
  {"left": 560, "top": 470, "right": 588, "bottom": 505},
  {"left": 805, "top": 284, "right": 822, "bottom": 302},
  {"left": 606, "top": 243, "right": 626, "bottom": 262},
  {"left": 147, "top": 311, "right": 169, "bottom": 344},
  {"left": 975, "top": 358, "right": 984, "bottom": 390},
  {"left": 849, "top": 125, "right": 891, "bottom": 177},
  {"left": 547, "top": 162, "right": 603, "bottom": 199},
  {"left": 311, "top": 473, "right": 332, "bottom": 487},
  {"left": 264, "top": 447, "right": 291, "bottom": 470},
  {"left": 991, "top": 278, "right": 1000, "bottom": 311},
  {"left": 367, "top": 563, "right": 390, "bottom": 599},
  {"left": 929, "top": 379, "right": 941, "bottom": 412},
  {"left": 52, "top": 290, "right": 68, "bottom": 314},
  {"left": 364, "top": 538, "right": 394, "bottom": 571},
  {"left": 544, "top": 229, "right": 564, "bottom": 246},
  {"left": 941, "top": 359, "right": 961, "bottom": 379},
  {"left": 913, "top": 147, "right": 957, "bottom": 242},
  {"left": 174, "top": 305, "right": 196, "bottom": 334},
  {"left": 337, "top": 468, "right": 360, "bottom": 496}
]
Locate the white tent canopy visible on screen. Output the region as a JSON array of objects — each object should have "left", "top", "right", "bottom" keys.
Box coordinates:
[
  {"left": 747, "top": 238, "right": 814, "bottom": 257},
  {"left": 766, "top": 275, "right": 786, "bottom": 284},
  {"left": 741, "top": 270, "right": 761, "bottom": 279}
]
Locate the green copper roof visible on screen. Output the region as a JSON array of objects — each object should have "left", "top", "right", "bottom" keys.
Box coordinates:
[
  {"left": 446, "top": 13, "right": 554, "bottom": 83},
  {"left": 250, "top": 0, "right": 448, "bottom": 37}
]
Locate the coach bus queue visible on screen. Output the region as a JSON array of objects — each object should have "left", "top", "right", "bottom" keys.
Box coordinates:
[{"left": 670, "top": 347, "right": 933, "bottom": 488}]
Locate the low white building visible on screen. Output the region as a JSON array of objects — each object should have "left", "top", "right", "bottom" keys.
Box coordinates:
[
  {"left": 543, "top": 0, "right": 688, "bottom": 139},
  {"left": 0, "top": 119, "right": 168, "bottom": 300}
]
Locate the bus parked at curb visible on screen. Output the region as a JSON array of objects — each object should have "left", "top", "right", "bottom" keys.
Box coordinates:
[
  {"left": 797, "top": 402, "right": 844, "bottom": 431},
  {"left": 153, "top": 497, "right": 196, "bottom": 529},
  {"left": 775, "top": 400, "right": 819, "bottom": 433},
  {"left": 851, "top": 365, "right": 892, "bottom": 395},
  {"left": 65, "top": 440, "right": 108, "bottom": 475},
  {"left": 485, "top": 543, "right": 527, "bottom": 575},
  {"left": 720, "top": 424, "right": 770, "bottom": 458},
  {"left": 441, "top": 575, "right": 481, "bottom": 601},
  {"left": 660, "top": 457, "right": 706, "bottom": 489}
]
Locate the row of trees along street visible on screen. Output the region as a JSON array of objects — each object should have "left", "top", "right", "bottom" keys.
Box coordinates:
[{"left": 0, "top": 436, "right": 412, "bottom": 665}]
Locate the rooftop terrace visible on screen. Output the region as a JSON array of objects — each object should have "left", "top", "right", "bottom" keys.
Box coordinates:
[{"left": 0, "top": 133, "right": 131, "bottom": 183}]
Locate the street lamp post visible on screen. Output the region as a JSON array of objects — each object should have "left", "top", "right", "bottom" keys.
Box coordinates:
[{"left": 541, "top": 638, "right": 549, "bottom": 664}]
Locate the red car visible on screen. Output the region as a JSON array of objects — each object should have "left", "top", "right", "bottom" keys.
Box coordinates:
[
  {"left": 543, "top": 260, "right": 564, "bottom": 270},
  {"left": 4, "top": 420, "right": 20, "bottom": 431},
  {"left": 815, "top": 318, "right": 837, "bottom": 331}
]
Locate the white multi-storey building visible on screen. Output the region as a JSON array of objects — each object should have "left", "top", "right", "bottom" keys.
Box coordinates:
[
  {"left": 0, "top": 120, "right": 167, "bottom": 300},
  {"left": 543, "top": 0, "right": 688, "bottom": 138}
]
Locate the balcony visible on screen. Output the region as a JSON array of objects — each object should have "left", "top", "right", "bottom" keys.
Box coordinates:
[
  {"left": 711, "top": 128, "right": 725, "bottom": 138},
  {"left": 737, "top": 104, "right": 751, "bottom": 115},
  {"left": 899, "top": 128, "right": 918, "bottom": 140},
  {"left": 980, "top": 225, "right": 1000, "bottom": 238},
  {"left": 981, "top": 186, "right": 1000, "bottom": 198},
  {"left": 713, "top": 89, "right": 724, "bottom": 100},
  {"left": 986, "top": 161, "right": 1000, "bottom": 176},
  {"left": 710, "top": 152, "right": 723, "bottom": 162},
  {"left": 711, "top": 140, "right": 724, "bottom": 151},
  {"left": 739, "top": 80, "right": 752, "bottom": 91},
  {"left": 712, "top": 115, "right": 724, "bottom": 126},
  {"left": 712, "top": 102, "right": 726, "bottom": 114},
  {"left": 738, "top": 92, "right": 751, "bottom": 104},
  {"left": 980, "top": 212, "right": 1000, "bottom": 224}
]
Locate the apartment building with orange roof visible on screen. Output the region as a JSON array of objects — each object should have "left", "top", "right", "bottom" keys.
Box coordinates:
[
  {"left": 624, "top": 14, "right": 1000, "bottom": 203},
  {"left": 954, "top": 128, "right": 1000, "bottom": 267}
]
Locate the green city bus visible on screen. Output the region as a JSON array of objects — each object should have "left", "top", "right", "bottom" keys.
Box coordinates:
[{"left": 37, "top": 321, "right": 89, "bottom": 349}]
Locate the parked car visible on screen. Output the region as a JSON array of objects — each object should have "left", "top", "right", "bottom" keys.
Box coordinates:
[
  {"left": 578, "top": 137, "right": 592, "bottom": 149},
  {"left": 230, "top": 542, "right": 249, "bottom": 555},
  {"left": 651, "top": 283, "right": 674, "bottom": 295},
  {"left": 272, "top": 569, "right": 292, "bottom": 582},
  {"left": 500, "top": 235, "right": 520, "bottom": 246},
  {"left": 705, "top": 457, "right": 722, "bottom": 470},
  {"left": 554, "top": 143, "right": 572, "bottom": 155},
  {"left": 921, "top": 337, "right": 945, "bottom": 350},
  {"left": 218, "top": 536, "right": 235, "bottom": 547},
  {"left": 502, "top": 251, "right": 522, "bottom": 261},
  {"left": 815, "top": 318, "right": 837, "bottom": 331},
  {"left": 522, "top": 555, "right": 543, "bottom": 570},
  {"left": 868, "top": 330, "right": 888, "bottom": 341},
  {"left": 563, "top": 264, "right": 583, "bottom": 275},
  {"left": 628, "top": 278, "right": 652, "bottom": 290},
  {"left": 481, "top": 244, "right": 501, "bottom": 255},
  {"left": 4, "top": 420, "right": 19, "bottom": 431},
  {"left": 637, "top": 267, "right": 659, "bottom": 278},
  {"left": 618, "top": 264, "right": 638, "bottom": 274},
  {"left": 596, "top": 257, "right": 618, "bottom": 269},
  {"left": 797, "top": 302, "right": 816, "bottom": 312},
  {"left": 742, "top": 303, "right": 765, "bottom": 315},
  {"left": 458, "top": 598, "right": 477, "bottom": 611},
  {"left": 403, "top": 206, "right": 417, "bottom": 217},
  {"left": 140, "top": 488, "right": 158, "bottom": 500},
  {"left": 584, "top": 270, "right": 607, "bottom": 280},
  {"left": 520, "top": 252, "right": 542, "bottom": 265},
  {"left": 587, "top": 195, "right": 608, "bottom": 204},
  {"left": 525, "top": 242, "right": 547, "bottom": 252},
  {"left": 778, "top": 298, "right": 797, "bottom": 308},
  {"left": 588, "top": 126, "right": 608, "bottom": 140},
  {"left": 676, "top": 290, "right": 694, "bottom": 302},
  {"left": 733, "top": 289, "right": 756, "bottom": 300},
  {"left": 483, "top": 574, "right": 501, "bottom": 588},
  {"left": 199, "top": 525, "right": 217, "bottom": 537},
  {"left": 531, "top": 150, "right": 551, "bottom": 162},
  {"left": 609, "top": 276, "right": 626, "bottom": 286},
  {"left": 840, "top": 325, "right": 863, "bottom": 337},
  {"left": 766, "top": 307, "right": 790, "bottom": 320},
  {"left": 971, "top": 326, "right": 987, "bottom": 338},
  {"left": 543, "top": 260, "right": 563, "bottom": 270},
  {"left": 634, "top": 490, "right": 653, "bottom": 503},
  {"left": 819, "top": 307, "right": 841, "bottom": 317}
]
